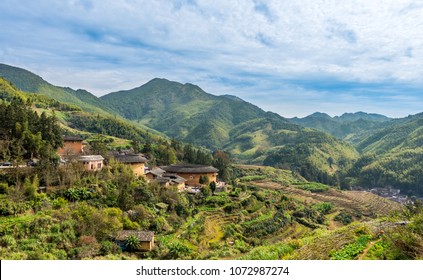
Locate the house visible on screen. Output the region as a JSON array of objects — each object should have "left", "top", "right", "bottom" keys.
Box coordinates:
[
  {"left": 57, "top": 136, "right": 85, "bottom": 156},
  {"left": 115, "top": 230, "right": 155, "bottom": 252},
  {"left": 146, "top": 167, "right": 186, "bottom": 191},
  {"left": 114, "top": 154, "right": 148, "bottom": 177},
  {"left": 78, "top": 155, "right": 104, "bottom": 171},
  {"left": 145, "top": 167, "right": 167, "bottom": 181},
  {"left": 160, "top": 164, "right": 219, "bottom": 186}
]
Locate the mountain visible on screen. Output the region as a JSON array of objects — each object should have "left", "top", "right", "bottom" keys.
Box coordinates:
[
  {"left": 356, "top": 113, "right": 423, "bottom": 154},
  {"left": 346, "top": 113, "right": 423, "bottom": 195},
  {"left": 334, "top": 112, "right": 391, "bottom": 122},
  {"left": 0, "top": 63, "right": 114, "bottom": 116},
  {"left": 101, "top": 78, "right": 283, "bottom": 147},
  {"left": 102, "top": 78, "right": 359, "bottom": 183},
  {"left": 290, "top": 111, "right": 392, "bottom": 143}
]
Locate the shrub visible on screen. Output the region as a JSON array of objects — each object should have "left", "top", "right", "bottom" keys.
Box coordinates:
[
  {"left": 125, "top": 234, "right": 141, "bottom": 252},
  {"left": 334, "top": 211, "right": 353, "bottom": 225},
  {"left": 100, "top": 240, "right": 122, "bottom": 255},
  {"left": 313, "top": 202, "right": 333, "bottom": 214},
  {"left": 0, "top": 235, "right": 17, "bottom": 248},
  {"left": 0, "top": 182, "right": 9, "bottom": 194}
]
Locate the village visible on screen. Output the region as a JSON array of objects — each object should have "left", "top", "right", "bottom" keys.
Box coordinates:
[
  {"left": 56, "top": 135, "right": 226, "bottom": 252},
  {"left": 1, "top": 135, "right": 227, "bottom": 252}
]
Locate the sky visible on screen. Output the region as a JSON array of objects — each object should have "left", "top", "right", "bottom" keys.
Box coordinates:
[{"left": 1, "top": 0, "right": 423, "bottom": 118}]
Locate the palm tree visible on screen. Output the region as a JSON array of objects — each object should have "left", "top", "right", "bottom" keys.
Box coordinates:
[{"left": 125, "top": 234, "right": 140, "bottom": 252}]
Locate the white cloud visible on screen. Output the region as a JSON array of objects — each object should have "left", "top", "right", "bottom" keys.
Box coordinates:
[{"left": 1, "top": 0, "right": 423, "bottom": 117}]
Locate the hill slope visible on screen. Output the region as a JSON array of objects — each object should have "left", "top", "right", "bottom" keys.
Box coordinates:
[
  {"left": 347, "top": 113, "right": 423, "bottom": 195},
  {"left": 0, "top": 63, "right": 114, "bottom": 116}
]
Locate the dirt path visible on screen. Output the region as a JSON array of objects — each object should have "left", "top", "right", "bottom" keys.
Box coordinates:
[{"left": 358, "top": 240, "right": 377, "bottom": 260}]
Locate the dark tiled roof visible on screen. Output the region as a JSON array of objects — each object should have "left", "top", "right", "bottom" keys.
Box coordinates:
[
  {"left": 147, "top": 167, "right": 166, "bottom": 177},
  {"left": 114, "top": 154, "right": 148, "bottom": 163},
  {"left": 116, "top": 230, "right": 154, "bottom": 242},
  {"left": 162, "top": 173, "right": 186, "bottom": 184},
  {"left": 78, "top": 155, "right": 104, "bottom": 161},
  {"left": 63, "top": 135, "right": 84, "bottom": 141},
  {"left": 161, "top": 164, "right": 218, "bottom": 174}
]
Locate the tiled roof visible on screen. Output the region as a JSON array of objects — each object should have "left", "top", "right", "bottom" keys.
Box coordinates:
[
  {"left": 161, "top": 164, "right": 218, "bottom": 174},
  {"left": 114, "top": 154, "right": 147, "bottom": 163},
  {"left": 162, "top": 173, "right": 186, "bottom": 184},
  {"left": 147, "top": 167, "right": 166, "bottom": 177},
  {"left": 78, "top": 155, "right": 104, "bottom": 161},
  {"left": 116, "top": 230, "right": 154, "bottom": 242},
  {"left": 63, "top": 135, "right": 84, "bottom": 141}
]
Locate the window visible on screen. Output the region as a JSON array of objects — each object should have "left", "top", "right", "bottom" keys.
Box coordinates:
[
  {"left": 91, "top": 164, "right": 94, "bottom": 170},
  {"left": 98, "top": 163, "right": 102, "bottom": 168},
  {"left": 190, "top": 176, "right": 194, "bottom": 179}
]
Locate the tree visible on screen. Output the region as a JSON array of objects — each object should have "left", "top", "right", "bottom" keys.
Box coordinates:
[
  {"left": 209, "top": 181, "right": 216, "bottom": 194},
  {"left": 201, "top": 185, "right": 211, "bottom": 198},
  {"left": 327, "top": 157, "right": 334, "bottom": 168},
  {"left": 212, "top": 150, "right": 232, "bottom": 181}
]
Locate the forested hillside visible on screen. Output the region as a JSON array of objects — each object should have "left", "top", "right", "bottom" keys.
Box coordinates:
[
  {"left": 345, "top": 114, "right": 423, "bottom": 195},
  {"left": 0, "top": 63, "right": 114, "bottom": 116},
  {"left": 101, "top": 78, "right": 359, "bottom": 183}
]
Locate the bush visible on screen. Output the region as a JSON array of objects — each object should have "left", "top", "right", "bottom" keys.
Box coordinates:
[
  {"left": 313, "top": 202, "right": 333, "bottom": 214},
  {"left": 0, "top": 235, "right": 17, "bottom": 248},
  {"left": 334, "top": 211, "right": 353, "bottom": 225},
  {"left": 100, "top": 240, "right": 121, "bottom": 255}
]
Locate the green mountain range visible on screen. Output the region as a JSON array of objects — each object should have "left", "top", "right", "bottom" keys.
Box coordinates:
[
  {"left": 1, "top": 63, "right": 423, "bottom": 194},
  {"left": 289, "top": 112, "right": 392, "bottom": 143},
  {"left": 100, "top": 78, "right": 359, "bottom": 182}
]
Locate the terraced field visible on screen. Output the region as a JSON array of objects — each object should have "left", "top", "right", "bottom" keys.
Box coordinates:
[{"left": 253, "top": 181, "right": 403, "bottom": 217}]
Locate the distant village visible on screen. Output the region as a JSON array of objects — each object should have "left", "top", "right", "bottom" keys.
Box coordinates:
[{"left": 351, "top": 185, "right": 419, "bottom": 204}]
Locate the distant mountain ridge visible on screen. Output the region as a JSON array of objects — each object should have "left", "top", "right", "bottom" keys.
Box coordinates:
[{"left": 289, "top": 111, "right": 392, "bottom": 143}]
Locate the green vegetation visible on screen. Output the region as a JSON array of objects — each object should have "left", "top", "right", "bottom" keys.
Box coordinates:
[
  {"left": 330, "top": 234, "right": 372, "bottom": 259},
  {"left": 1, "top": 64, "right": 423, "bottom": 260},
  {"left": 290, "top": 112, "right": 391, "bottom": 143},
  {"left": 0, "top": 84, "right": 62, "bottom": 166},
  {"left": 0, "top": 64, "right": 114, "bottom": 116},
  {"left": 292, "top": 182, "right": 331, "bottom": 193},
  {"left": 100, "top": 78, "right": 360, "bottom": 186}
]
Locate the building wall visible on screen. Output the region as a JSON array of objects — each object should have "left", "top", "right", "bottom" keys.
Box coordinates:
[
  {"left": 175, "top": 182, "right": 185, "bottom": 192},
  {"left": 178, "top": 172, "right": 217, "bottom": 186},
  {"left": 140, "top": 239, "right": 154, "bottom": 251},
  {"left": 58, "top": 141, "right": 83, "bottom": 155},
  {"left": 82, "top": 160, "right": 103, "bottom": 171},
  {"left": 129, "top": 162, "right": 145, "bottom": 177}
]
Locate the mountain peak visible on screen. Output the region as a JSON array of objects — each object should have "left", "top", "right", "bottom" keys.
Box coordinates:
[
  {"left": 309, "top": 112, "right": 332, "bottom": 119},
  {"left": 335, "top": 112, "right": 391, "bottom": 122}
]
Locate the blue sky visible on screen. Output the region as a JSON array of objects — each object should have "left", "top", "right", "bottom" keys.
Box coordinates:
[{"left": 1, "top": 0, "right": 423, "bottom": 118}]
